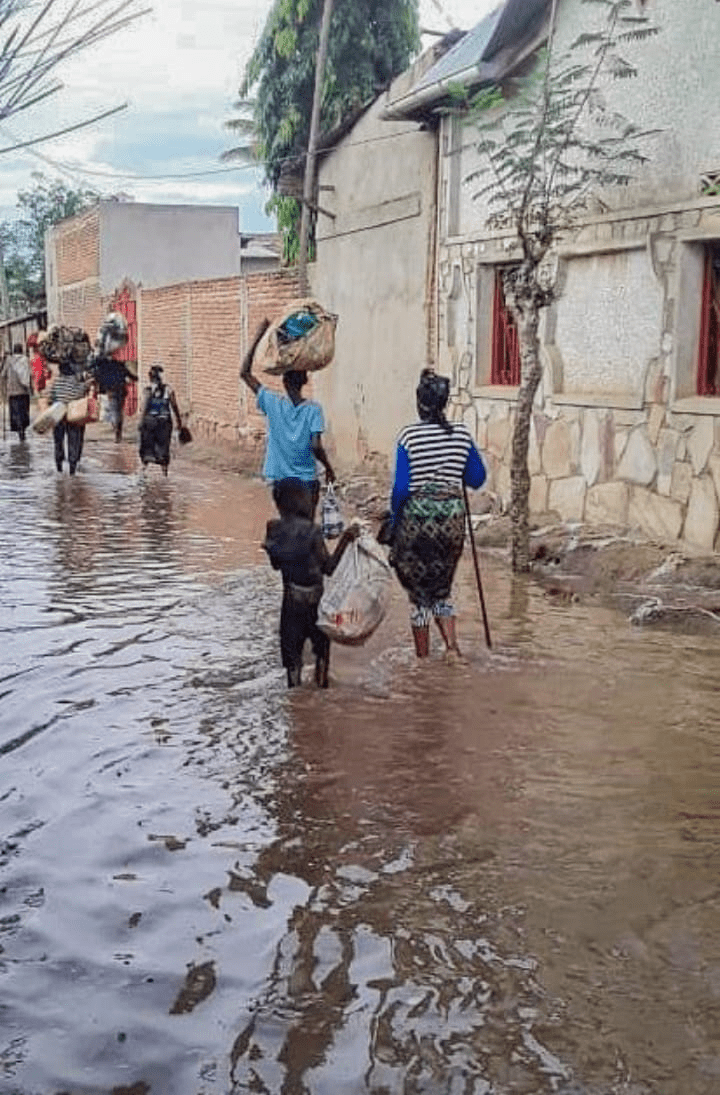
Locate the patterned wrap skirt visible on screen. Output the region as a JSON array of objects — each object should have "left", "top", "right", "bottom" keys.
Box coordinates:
[
  {"left": 389, "top": 482, "right": 466, "bottom": 608},
  {"left": 139, "top": 414, "right": 173, "bottom": 466}
]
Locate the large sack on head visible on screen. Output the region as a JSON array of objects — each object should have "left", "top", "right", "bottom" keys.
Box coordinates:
[
  {"left": 255, "top": 298, "right": 338, "bottom": 376},
  {"left": 40, "top": 325, "right": 92, "bottom": 368},
  {"left": 317, "top": 529, "right": 392, "bottom": 646}
]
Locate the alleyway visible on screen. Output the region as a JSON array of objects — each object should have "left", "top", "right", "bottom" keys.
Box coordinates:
[{"left": 1, "top": 430, "right": 719, "bottom": 1095}]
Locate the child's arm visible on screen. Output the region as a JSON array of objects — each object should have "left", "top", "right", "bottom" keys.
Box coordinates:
[
  {"left": 322, "top": 524, "right": 360, "bottom": 576},
  {"left": 262, "top": 520, "right": 282, "bottom": 569}
]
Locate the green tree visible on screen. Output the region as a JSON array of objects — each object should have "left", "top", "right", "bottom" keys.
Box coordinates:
[
  {"left": 227, "top": 0, "right": 420, "bottom": 259},
  {"left": 465, "top": 0, "right": 658, "bottom": 572},
  {"left": 1, "top": 174, "right": 99, "bottom": 310}
]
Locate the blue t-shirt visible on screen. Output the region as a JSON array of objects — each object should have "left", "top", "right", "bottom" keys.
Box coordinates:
[{"left": 257, "top": 387, "right": 325, "bottom": 482}]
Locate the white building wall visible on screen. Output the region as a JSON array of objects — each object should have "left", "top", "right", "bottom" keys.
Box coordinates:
[
  {"left": 98, "top": 202, "right": 242, "bottom": 294},
  {"left": 312, "top": 86, "right": 438, "bottom": 468}
]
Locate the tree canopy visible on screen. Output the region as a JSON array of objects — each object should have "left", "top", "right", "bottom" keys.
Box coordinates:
[
  {"left": 1, "top": 174, "right": 99, "bottom": 311},
  {"left": 229, "top": 0, "right": 420, "bottom": 190}
]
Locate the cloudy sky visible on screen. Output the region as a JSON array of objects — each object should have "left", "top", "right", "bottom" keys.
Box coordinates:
[{"left": 0, "top": 0, "right": 498, "bottom": 229}]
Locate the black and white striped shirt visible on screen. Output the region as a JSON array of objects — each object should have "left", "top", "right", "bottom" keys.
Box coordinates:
[
  {"left": 398, "top": 420, "right": 474, "bottom": 491},
  {"left": 50, "top": 374, "right": 87, "bottom": 403}
]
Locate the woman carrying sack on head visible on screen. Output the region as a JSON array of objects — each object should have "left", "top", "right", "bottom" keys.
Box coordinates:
[
  {"left": 240, "top": 319, "right": 337, "bottom": 520},
  {"left": 138, "top": 365, "right": 184, "bottom": 476},
  {"left": 388, "top": 368, "right": 486, "bottom": 663},
  {"left": 48, "top": 359, "right": 92, "bottom": 475},
  {"left": 1, "top": 343, "right": 33, "bottom": 441}
]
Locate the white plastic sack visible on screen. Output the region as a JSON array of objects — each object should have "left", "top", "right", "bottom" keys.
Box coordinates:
[
  {"left": 317, "top": 529, "right": 392, "bottom": 646},
  {"left": 32, "top": 400, "right": 66, "bottom": 434}
]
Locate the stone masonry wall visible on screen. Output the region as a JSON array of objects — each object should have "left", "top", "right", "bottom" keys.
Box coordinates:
[{"left": 439, "top": 203, "right": 720, "bottom": 553}]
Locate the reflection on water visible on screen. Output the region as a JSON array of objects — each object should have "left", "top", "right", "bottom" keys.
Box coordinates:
[
  {"left": 5, "top": 440, "right": 32, "bottom": 479},
  {"left": 1, "top": 434, "right": 720, "bottom": 1094}
]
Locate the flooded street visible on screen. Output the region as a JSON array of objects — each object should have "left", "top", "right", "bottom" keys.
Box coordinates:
[{"left": 1, "top": 431, "right": 720, "bottom": 1095}]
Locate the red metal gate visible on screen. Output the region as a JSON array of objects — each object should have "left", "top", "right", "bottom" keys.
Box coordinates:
[{"left": 112, "top": 286, "right": 139, "bottom": 416}]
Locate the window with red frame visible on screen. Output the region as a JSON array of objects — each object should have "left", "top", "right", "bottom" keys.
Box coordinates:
[
  {"left": 698, "top": 245, "right": 720, "bottom": 396},
  {"left": 491, "top": 269, "right": 521, "bottom": 386}
]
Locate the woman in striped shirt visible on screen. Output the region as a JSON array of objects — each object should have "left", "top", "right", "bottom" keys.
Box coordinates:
[
  {"left": 388, "top": 369, "right": 486, "bottom": 661},
  {"left": 48, "top": 360, "right": 91, "bottom": 475}
]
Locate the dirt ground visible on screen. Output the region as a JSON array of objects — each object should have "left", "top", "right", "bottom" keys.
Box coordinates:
[{"left": 174, "top": 437, "right": 720, "bottom": 636}]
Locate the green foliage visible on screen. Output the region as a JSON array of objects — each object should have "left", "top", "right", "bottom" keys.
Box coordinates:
[
  {"left": 0, "top": 173, "right": 99, "bottom": 310},
  {"left": 234, "top": 0, "right": 420, "bottom": 190},
  {"left": 466, "top": 0, "right": 659, "bottom": 294},
  {"left": 265, "top": 194, "right": 305, "bottom": 265}
]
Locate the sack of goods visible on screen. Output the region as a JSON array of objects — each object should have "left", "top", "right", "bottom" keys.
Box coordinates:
[
  {"left": 255, "top": 298, "right": 338, "bottom": 376},
  {"left": 95, "top": 311, "right": 128, "bottom": 356},
  {"left": 40, "top": 326, "right": 92, "bottom": 368},
  {"left": 32, "top": 401, "right": 67, "bottom": 434},
  {"left": 317, "top": 528, "right": 392, "bottom": 646},
  {"left": 66, "top": 396, "right": 99, "bottom": 426}
]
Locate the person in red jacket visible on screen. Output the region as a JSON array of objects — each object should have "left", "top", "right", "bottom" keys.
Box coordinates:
[{"left": 28, "top": 333, "right": 51, "bottom": 395}]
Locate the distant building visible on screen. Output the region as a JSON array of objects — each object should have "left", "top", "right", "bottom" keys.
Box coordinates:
[{"left": 45, "top": 200, "right": 280, "bottom": 333}]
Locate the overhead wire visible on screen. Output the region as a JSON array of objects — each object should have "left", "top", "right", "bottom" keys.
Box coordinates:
[{"left": 0, "top": 4, "right": 468, "bottom": 189}]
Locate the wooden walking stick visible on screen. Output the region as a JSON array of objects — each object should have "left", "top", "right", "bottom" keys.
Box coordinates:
[{"left": 463, "top": 483, "right": 492, "bottom": 649}]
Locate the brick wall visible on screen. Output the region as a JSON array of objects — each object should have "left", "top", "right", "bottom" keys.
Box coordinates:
[
  {"left": 242, "top": 271, "right": 304, "bottom": 453},
  {"left": 55, "top": 208, "right": 100, "bottom": 286},
  {"left": 139, "top": 284, "right": 191, "bottom": 406},
  {"left": 56, "top": 282, "right": 104, "bottom": 336},
  {"left": 50, "top": 223, "right": 303, "bottom": 460},
  {"left": 188, "top": 278, "right": 242, "bottom": 445},
  {"left": 135, "top": 269, "right": 301, "bottom": 456},
  {"left": 50, "top": 208, "right": 105, "bottom": 337}
]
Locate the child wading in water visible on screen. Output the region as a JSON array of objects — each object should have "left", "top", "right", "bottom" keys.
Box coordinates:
[{"left": 264, "top": 478, "right": 359, "bottom": 688}]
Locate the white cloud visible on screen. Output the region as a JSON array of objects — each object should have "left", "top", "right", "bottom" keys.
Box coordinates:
[{"left": 0, "top": 0, "right": 498, "bottom": 226}]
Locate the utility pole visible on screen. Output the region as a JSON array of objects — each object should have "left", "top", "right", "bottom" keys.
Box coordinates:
[
  {"left": 0, "top": 240, "right": 9, "bottom": 323},
  {"left": 297, "top": 0, "right": 334, "bottom": 297}
]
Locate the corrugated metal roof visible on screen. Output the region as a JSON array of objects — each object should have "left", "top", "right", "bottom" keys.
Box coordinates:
[
  {"left": 411, "top": 7, "right": 504, "bottom": 94},
  {"left": 484, "top": 0, "right": 549, "bottom": 58},
  {"left": 405, "top": 0, "right": 550, "bottom": 97}
]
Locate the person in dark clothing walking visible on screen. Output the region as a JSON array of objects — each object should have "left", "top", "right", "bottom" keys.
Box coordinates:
[
  {"left": 263, "top": 478, "right": 358, "bottom": 688},
  {"left": 1, "top": 343, "right": 33, "bottom": 441},
  {"left": 138, "top": 365, "right": 183, "bottom": 475},
  {"left": 241, "top": 319, "right": 336, "bottom": 519},
  {"left": 86, "top": 312, "right": 131, "bottom": 443},
  {"left": 49, "top": 361, "right": 90, "bottom": 475}
]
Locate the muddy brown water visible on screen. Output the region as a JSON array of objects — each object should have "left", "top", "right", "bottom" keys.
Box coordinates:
[{"left": 1, "top": 433, "right": 719, "bottom": 1095}]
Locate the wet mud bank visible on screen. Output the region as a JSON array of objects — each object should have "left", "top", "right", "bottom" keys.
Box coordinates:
[
  {"left": 180, "top": 438, "right": 720, "bottom": 635},
  {"left": 1, "top": 433, "right": 720, "bottom": 1094}
]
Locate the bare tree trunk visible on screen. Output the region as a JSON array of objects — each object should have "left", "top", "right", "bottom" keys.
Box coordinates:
[
  {"left": 0, "top": 241, "right": 9, "bottom": 322},
  {"left": 298, "top": 0, "right": 334, "bottom": 296},
  {"left": 510, "top": 306, "right": 541, "bottom": 572}
]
